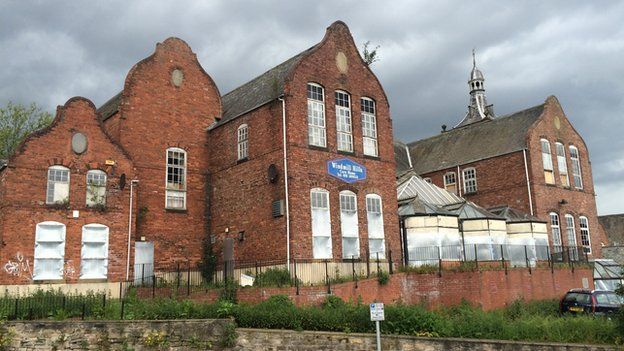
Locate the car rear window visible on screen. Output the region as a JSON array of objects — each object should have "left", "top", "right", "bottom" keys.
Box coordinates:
[
  {"left": 595, "top": 292, "right": 624, "bottom": 305},
  {"left": 564, "top": 292, "right": 591, "bottom": 304}
]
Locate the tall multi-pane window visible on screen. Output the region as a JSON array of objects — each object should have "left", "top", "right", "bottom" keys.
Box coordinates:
[
  {"left": 335, "top": 91, "right": 353, "bottom": 152},
  {"left": 569, "top": 146, "right": 583, "bottom": 189},
  {"left": 307, "top": 83, "right": 326, "bottom": 147},
  {"left": 81, "top": 224, "right": 109, "bottom": 280},
  {"left": 340, "top": 191, "right": 359, "bottom": 259},
  {"left": 46, "top": 166, "right": 70, "bottom": 204},
  {"left": 86, "top": 170, "right": 107, "bottom": 207},
  {"left": 237, "top": 124, "right": 248, "bottom": 160},
  {"left": 311, "top": 188, "right": 332, "bottom": 259},
  {"left": 33, "top": 221, "right": 66, "bottom": 280},
  {"left": 462, "top": 168, "right": 477, "bottom": 194},
  {"left": 165, "top": 148, "right": 186, "bottom": 210},
  {"left": 541, "top": 139, "right": 554, "bottom": 184},
  {"left": 444, "top": 172, "right": 457, "bottom": 194},
  {"left": 550, "top": 212, "right": 562, "bottom": 249},
  {"left": 579, "top": 216, "right": 591, "bottom": 254},
  {"left": 366, "top": 194, "right": 385, "bottom": 259},
  {"left": 565, "top": 214, "right": 578, "bottom": 260},
  {"left": 361, "top": 97, "right": 378, "bottom": 157},
  {"left": 555, "top": 142, "right": 569, "bottom": 187}
]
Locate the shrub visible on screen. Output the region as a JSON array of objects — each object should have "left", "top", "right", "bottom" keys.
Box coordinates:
[
  {"left": 254, "top": 268, "right": 293, "bottom": 287},
  {"left": 377, "top": 271, "right": 390, "bottom": 285}
]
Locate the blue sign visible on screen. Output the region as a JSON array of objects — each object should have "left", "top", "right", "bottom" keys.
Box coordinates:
[{"left": 327, "top": 158, "right": 367, "bottom": 183}]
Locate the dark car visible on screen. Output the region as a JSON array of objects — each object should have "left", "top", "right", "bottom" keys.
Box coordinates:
[{"left": 560, "top": 289, "right": 623, "bottom": 316}]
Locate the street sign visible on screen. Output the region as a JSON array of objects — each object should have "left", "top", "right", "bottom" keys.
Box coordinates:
[
  {"left": 327, "top": 158, "right": 367, "bottom": 183},
  {"left": 370, "top": 302, "right": 385, "bottom": 321}
]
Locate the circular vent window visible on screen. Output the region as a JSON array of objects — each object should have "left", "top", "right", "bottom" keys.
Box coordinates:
[
  {"left": 72, "top": 133, "right": 88, "bottom": 154},
  {"left": 171, "top": 69, "right": 184, "bottom": 87}
]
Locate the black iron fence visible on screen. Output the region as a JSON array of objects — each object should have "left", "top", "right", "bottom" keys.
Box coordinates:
[{"left": 0, "top": 291, "right": 107, "bottom": 320}]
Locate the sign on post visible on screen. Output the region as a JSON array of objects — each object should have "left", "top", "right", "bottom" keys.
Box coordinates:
[{"left": 370, "top": 302, "right": 384, "bottom": 351}]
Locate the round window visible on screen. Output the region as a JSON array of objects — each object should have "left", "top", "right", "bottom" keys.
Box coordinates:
[{"left": 72, "top": 133, "right": 88, "bottom": 154}]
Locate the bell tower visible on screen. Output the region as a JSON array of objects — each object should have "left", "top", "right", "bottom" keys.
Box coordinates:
[{"left": 455, "top": 50, "right": 495, "bottom": 128}]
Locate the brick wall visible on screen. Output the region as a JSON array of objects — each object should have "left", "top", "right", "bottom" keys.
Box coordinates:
[
  {"left": 0, "top": 98, "right": 135, "bottom": 284},
  {"left": 526, "top": 96, "right": 608, "bottom": 256}
]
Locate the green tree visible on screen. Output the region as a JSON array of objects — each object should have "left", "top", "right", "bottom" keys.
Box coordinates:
[
  {"left": 0, "top": 102, "right": 53, "bottom": 159},
  {"left": 362, "top": 41, "right": 380, "bottom": 66}
]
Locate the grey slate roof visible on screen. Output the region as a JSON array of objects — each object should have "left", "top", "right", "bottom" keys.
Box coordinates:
[
  {"left": 406, "top": 103, "right": 545, "bottom": 174},
  {"left": 443, "top": 201, "right": 505, "bottom": 220},
  {"left": 98, "top": 92, "right": 122, "bottom": 121},
  {"left": 488, "top": 205, "right": 545, "bottom": 223},
  {"left": 599, "top": 214, "right": 624, "bottom": 245},
  {"left": 393, "top": 140, "right": 412, "bottom": 176},
  {"left": 214, "top": 45, "right": 317, "bottom": 129}
]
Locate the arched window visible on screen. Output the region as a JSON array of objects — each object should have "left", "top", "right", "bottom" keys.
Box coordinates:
[
  {"left": 33, "top": 221, "right": 66, "bottom": 280},
  {"left": 555, "top": 142, "right": 569, "bottom": 186},
  {"left": 81, "top": 224, "right": 109, "bottom": 279},
  {"left": 307, "top": 83, "right": 326, "bottom": 147},
  {"left": 311, "top": 188, "right": 331, "bottom": 259},
  {"left": 339, "top": 190, "right": 359, "bottom": 259},
  {"left": 166, "top": 147, "right": 187, "bottom": 210},
  {"left": 579, "top": 216, "right": 591, "bottom": 254},
  {"left": 86, "top": 170, "right": 107, "bottom": 207},
  {"left": 549, "top": 212, "right": 562, "bottom": 250},
  {"left": 462, "top": 168, "right": 477, "bottom": 194},
  {"left": 366, "top": 194, "right": 385, "bottom": 259},
  {"left": 569, "top": 145, "right": 583, "bottom": 189},
  {"left": 565, "top": 214, "right": 579, "bottom": 260},
  {"left": 444, "top": 172, "right": 457, "bottom": 194},
  {"left": 361, "top": 97, "right": 378, "bottom": 157},
  {"left": 46, "top": 165, "right": 70, "bottom": 204},
  {"left": 237, "top": 124, "right": 249, "bottom": 160},
  {"left": 335, "top": 90, "right": 353, "bottom": 152},
  {"left": 541, "top": 139, "right": 554, "bottom": 184}
]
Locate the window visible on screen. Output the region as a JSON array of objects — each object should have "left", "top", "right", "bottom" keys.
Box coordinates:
[
  {"left": 565, "top": 214, "right": 577, "bottom": 247},
  {"left": 462, "top": 168, "right": 477, "bottom": 194},
  {"left": 311, "top": 188, "right": 331, "bottom": 259},
  {"left": 237, "top": 124, "right": 249, "bottom": 160},
  {"left": 33, "top": 221, "right": 65, "bottom": 280},
  {"left": 569, "top": 146, "right": 583, "bottom": 189},
  {"left": 579, "top": 216, "right": 591, "bottom": 254},
  {"left": 366, "top": 194, "right": 385, "bottom": 259},
  {"left": 166, "top": 148, "right": 186, "bottom": 210},
  {"left": 86, "top": 170, "right": 107, "bottom": 207},
  {"left": 46, "top": 166, "right": 70, "bottom": 204},
  {"left": 550, "top": 213, "right": 562, "bottom": 248},
  {"left": 307, "top": 83, "right": 326, "bottom": 147},
  {"left": 361, "top": 97, "right": 378, "bottom": 157},
  {"left": 555, "top": 142, "right": 569, "bottom": 187},
  {"left": 443, "top": 172, "right": 457, "bottom": 194},
  {"left": 335, "top": 91, "right": 353, "bottom": 152},
  {"left": 340, "top": 191, "right": 359, "bottom": 259},
  {"left": 81, "top": 224, "right": 109, "bottom": 279},
  {"left": 541, "top": 139, "right": 554, "bottom": 184},
  {"left": 423, "top": 178, "right": 432, "bottom": 183}
]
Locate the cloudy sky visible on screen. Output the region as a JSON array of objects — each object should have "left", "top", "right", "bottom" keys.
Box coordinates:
[{"left": 1, "top": 1, "right": 623, "bottom": 214}]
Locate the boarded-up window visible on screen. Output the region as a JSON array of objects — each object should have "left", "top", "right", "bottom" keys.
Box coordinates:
[
  {"left": 340, "top": 191, "right": 359, "bottom": 259},
  {"left": 81, "top": 224, "right": 109, "bottom": 279},
  {"left": 311, "top": 188, "right": 332, "bottom": 259},
  {"left": 366, "top": 194, "right": 385, "bottom": 259},
  {"left": 33, "top": 221, "right": 66, "bottom": 280},
  {"left": 444, "top": 172, "right": 457, "bottom": 194},
  {"left": 541, "top": 139, "right": 554, "bottom": 184},
  {"left": 555, "top": 142, "right": 569, "bottom": 187}
]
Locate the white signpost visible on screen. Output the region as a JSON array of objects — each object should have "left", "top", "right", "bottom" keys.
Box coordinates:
[{"left": 370, "top": 302, "right": 384, "bottom": 351}]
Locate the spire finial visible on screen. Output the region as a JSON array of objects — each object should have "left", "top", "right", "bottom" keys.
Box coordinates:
[{"left": 472, "top": 48, "right": 476, "bottom": 68}]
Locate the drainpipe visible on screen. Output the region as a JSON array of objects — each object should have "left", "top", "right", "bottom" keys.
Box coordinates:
[
  {"left": 523, "top": 149, "right": 534, "bottom": 215},
  {"left": 126, "top": 179, "right": 139, "bottom": 280},
  {"left": 278, "top": 97, "right": 291, "bottom": 270},
  {"left": 457, "top": 165, "right": 462, "bottom": 197}
]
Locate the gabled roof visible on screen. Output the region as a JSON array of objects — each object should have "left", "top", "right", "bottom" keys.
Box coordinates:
[
  {"left": 443, "top": 201, "right": 505, "bottom": 220},
  {"left": 398, "top": 196, "right": 456, "bottom": 217},
  {"left": 214, "top": 46, "right": 316, "bottom": 129},
  {"left": 397, "top": 171, "right": 463, "bottom": 206},
  {"left": 488, "top": 205, "right": 545, "bottom": 223},
  {"left": 599, "top": 214, "right": 624, "bottom": 245},
  {"left": 98, "top": 92, "right": 122, "bottom": 121},
  {"left": 393, "top": 140, "right": 412, "bottom": 176},
  {"left": 405, "top": 103, "right": 545, "bottom": 174}
]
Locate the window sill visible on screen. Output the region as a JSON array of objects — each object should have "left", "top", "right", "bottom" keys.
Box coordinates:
[
  {"left": 307, "top": 145, "right": 329, "bottom": 152},
  {"left": 165, "top": 208, "right": 187, "bottom": 213},
  {"left": 237, "top": 157, "right": 249, "bottom": 164},
  {"left": 79, "top": 278, "right": 108, "bottom": 283},
  {"left": 33, "top": 279, "right": 66, "bottom": 284},
  {"left": 464, "top": 191, "right": 477, "bottom": 195},
  {"left": 363, "top": 154, "right": 380, "bottom": 161},
  {"left": 337, "top": 150, "right": 355, "bottom": 156}
]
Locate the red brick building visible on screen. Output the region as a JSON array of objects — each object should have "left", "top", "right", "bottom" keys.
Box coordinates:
[
  {"left": 395, "top": 58, "right": 608, "bottom": 257},
  {"left": 0, "top": 21, "right": 399, "bottom": 285}
]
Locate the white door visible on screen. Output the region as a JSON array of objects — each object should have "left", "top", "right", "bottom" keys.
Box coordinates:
[{"left": 134, "top": 242, "right": 154, "bottom": 284}]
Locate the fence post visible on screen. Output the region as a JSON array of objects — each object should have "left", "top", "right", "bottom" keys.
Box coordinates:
[
  {"left": 187, "top": 262, "right": 191, "bottom": 296},
  {"left": 437, "top": 247, "right": 442, "bottom": 277},
  {"left": 325, "top": 260, "right": 331, "bottom": 294},
  {"left": 62, "top": 295, "right": 66, "bottom": 310},
  {"left": 141, "top": 263, "right": 145, "bottom": 286},
  {"left": 294, "top": 259, "right": 300, "bottom": 296},
  {"left": 176, "top": 262, "right": 181, "bottom": 292},
  {"left": 102, "top": 293, "right": 106, "bottom": 309},
  {"left": 376, "top": 252, "right": 381, "bottom": 277},
  {"left": 474, "top": 244, "right": 478, "bottom": 271},
  {"left": 570, "top": 248, "right": 575, "bottom": 273},
  {"left": 388, "top": 250, "right": 394, "bottom": 274},
  {"left": 524, "top": 245, "right": 531, "bottom": 275},
  {"left": 120, "top": 298, "right": 125, "bottom": 320},
  {"left": 119, "top": 281, "right": 123, "bottom": 300},
  {"left": 13, "top": 298, "right": 18, "bottom": 320},
  {"left": 584, "top": 249, "right": 588, "bottom": 263},
  {"left": 152, "top": 275, "right": 156, "bottom": 299},
  {"left": 255, "top": 261, "right": 259, "bottom": 278},
  {"left": 500, "top": 244, "right": 507, "bottom": 275},
  {"left": 81, "top": 300, "right": 86, "bottom": 320},
  {"left": 352, "top": 256, "right": 358, "bottom": 289}
]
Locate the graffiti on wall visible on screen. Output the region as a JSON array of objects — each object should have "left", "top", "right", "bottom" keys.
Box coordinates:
[{"left": 3, "top": 252, "right": 32, "bottom": 279}]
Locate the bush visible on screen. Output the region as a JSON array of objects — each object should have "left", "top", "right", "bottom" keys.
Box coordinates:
[
  {"left": 377, "top": 271, "right": 390, "bottom": 285},
  {"left": 253, "top": 268, "right": 293, "bottom": 287}
]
